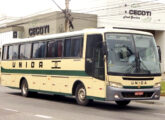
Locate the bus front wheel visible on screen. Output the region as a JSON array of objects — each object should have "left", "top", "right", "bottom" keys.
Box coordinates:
[
  {"left": 21, "top": 80, "right": 29, "bottom": 97},
  {"left": 75, "top": 84, "right": 89, "bottom": 106},
  {"left": 115, "top": 100, "right": 131, "bottom": 106}
]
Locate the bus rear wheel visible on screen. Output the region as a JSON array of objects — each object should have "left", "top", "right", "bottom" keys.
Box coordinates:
[
  {"left": 75, "top": 84, "right": 89, "bottom": 106},
  {"left": 115, "top": 100, "right": 131, "bottom": 106},
  {"left": 21, "top": 80, "right": 29, "bottom": 97}
]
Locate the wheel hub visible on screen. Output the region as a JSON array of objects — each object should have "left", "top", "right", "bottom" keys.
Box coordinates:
[
  {"left": 78, "top": 88, "right": 86, "bottom": 102},
  {"left": 22, "top": 83, "right": 27, "bottom": 95}
]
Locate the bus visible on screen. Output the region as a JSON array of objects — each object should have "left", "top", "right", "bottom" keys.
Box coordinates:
[{"left": 0, "top": 28, "right": 161, "bottom": 106}]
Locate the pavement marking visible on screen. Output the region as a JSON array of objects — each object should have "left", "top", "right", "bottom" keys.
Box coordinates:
[
  {"left": 3, "top": 108, "right": 18, "bottom": 112},
  {"left": 35, "top": 114, "right": 53, "bottom": 119},
  {"left": 154, "top": 113, "right": 165, "bottom": 116}
]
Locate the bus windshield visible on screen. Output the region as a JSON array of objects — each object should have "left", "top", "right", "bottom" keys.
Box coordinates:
[{"left": 106, "top": 33, "right": 161, "bottom": 76}]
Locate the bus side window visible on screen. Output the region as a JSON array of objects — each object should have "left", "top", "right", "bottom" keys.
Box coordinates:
[
  {"left": 2, "top": 46, "right": 8, "bottom": 60},
  {"left": 25, "top": 43, "right": 32, "bottom": 59},
  {"left": 47, "top": 40, "right": 63, "bottom": 58},
  {"left": 64, "top": 37, "right": 83, "bottom": 58},
  {"left": 71, "top": 37, "right": 83, "bottom": 57},
  {"left": 12, "top": 45, "right": 19, "bottom": 59},
  {"left": 32, "top": 42, "right": 46, "bottom": 58},
  {"left": 8, "top": 46, "right": 13, "bottom": 60},
  {"left": 64, "top": 38, "right": 71, "bottom": 57},
  {"left": 20, "top": 44, "right": 25, "bottom": 59}
]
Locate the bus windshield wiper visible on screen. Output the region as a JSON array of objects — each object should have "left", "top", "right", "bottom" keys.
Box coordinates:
[{"left": 135, "top": 52, "right": 141, "bottom": 72}]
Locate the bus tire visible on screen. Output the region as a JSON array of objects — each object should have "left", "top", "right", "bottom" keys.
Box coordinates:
[
  {"left": 21, "top": 80, "right": 30, "bottom": 97},
  {"left": 115, "top": 100, "right": 131, "bottom": 106},
  {"left": 75, "top": 84, "right": 89, "bottom": 106}
]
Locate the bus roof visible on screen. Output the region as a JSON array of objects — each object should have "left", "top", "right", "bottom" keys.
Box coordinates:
[{"left": 2, "top": 28, "right": 153, "bottom": 45}]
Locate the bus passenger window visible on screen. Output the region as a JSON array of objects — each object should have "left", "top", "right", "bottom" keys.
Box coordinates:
[
  {"left": 57, "top": 40, "right": 63, "bottom": 57},
  {"left": 20, "top": 44, "right": 25, "bottom": 59},
  {"left": 8, "top": 46, "right": 13, "bottom": 60},
  {"left": 25, "top": 44, "right": 32, "bottom": 59},
  {"left": 2, "top": 46, "right": 8, "bottom": 60},
  {"left": 47, "top": 41, "right": 55, "bottom": 57},
  {"left": 38, "top": 42, "right": 46, "bottom": 58},
  {"left": 20, "top": 44, "right": 32, "bottom": 59},
  {"left": 71, "top": 37, "right": 83, "bottom": 57},
  {"left": 64, "top": 38, "right": 71, "bottom": 57},
  {"left": 12, "top": 45, "right": 19, "bottom": 59},
  {"left": 47, "top": 40, "right": 63, "bottom": 58},
  {"left": 32, "top": 43, "right": 39, "bottom": 58},
  {"left": 32, "top": 42, "right": 46, "bottom": 58}
]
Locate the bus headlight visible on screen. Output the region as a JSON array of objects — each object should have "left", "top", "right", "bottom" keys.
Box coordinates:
[
  {"left": 109, "top": 82, "right": 123, "bottom": 88},
  {"left": 154, "top": 82, "right": 160, "bottom": 88}
]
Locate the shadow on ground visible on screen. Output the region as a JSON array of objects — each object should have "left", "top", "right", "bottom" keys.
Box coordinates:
[{"left": 7, "top": 92, "right": 152, "bottom": 112}]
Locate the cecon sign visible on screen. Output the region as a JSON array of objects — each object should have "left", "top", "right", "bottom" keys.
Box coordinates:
[
  {"left": 29, "top": 25, "right": 50, "bottom": 36},
  {"left": 129, "top": 10, "right": 152, "bottom": 16}
]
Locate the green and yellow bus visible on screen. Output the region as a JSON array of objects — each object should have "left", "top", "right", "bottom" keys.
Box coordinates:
[{"left": 1, "top": 28, "right": 161, "bottom": 106}]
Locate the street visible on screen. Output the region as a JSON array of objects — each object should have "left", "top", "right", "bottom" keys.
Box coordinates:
[{"left": 0, "top": 85, "right": 165, "bottom": 120}]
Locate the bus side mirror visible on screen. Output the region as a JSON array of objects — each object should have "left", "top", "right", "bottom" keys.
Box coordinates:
[{"left": 157, "top": 46, "right": 161, "bottom": 63}]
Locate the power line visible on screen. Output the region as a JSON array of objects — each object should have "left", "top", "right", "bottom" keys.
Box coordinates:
[
  {"left": 51, "top": 0, "right": 73, "bottom": 32},
  {"left": 51, "top": 0, "right": 64, "bottom": 12}
]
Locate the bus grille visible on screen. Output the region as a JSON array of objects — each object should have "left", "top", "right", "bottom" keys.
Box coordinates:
[
  {"left": 122, "top": 92, "right": 153, "bottom": 98},
  {"left": 122, "top": 77, "right": 154, "bottom": 80}
]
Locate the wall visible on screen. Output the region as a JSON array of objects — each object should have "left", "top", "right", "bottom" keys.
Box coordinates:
[
  {"left": 0, "top": 12, "right": 97, "bottom": 39},
  {"left": 77, "top": 0, "right": 165, "bottom": 30},
  {"left": 155, "top": 31, "right": 165, "bottom": 73},
  {"left": 0, "top": 31, "right": 14, "bottom": 47}
]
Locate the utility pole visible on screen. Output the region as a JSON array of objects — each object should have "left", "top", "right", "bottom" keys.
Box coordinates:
[
  {"left": 65, "top": 0, "right": 70, "bottom": 32},
  {"left": 51, "top": 0, "right": 73, "bottom": 32}
]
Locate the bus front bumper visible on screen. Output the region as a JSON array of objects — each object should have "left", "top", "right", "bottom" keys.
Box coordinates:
[{"left": 106, "top": 86, "right": 160, "bottom": 101}]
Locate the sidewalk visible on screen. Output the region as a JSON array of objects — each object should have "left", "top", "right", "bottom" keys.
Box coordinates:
[{"left": 161, "top": 73, "right": 165, "bottom": 81}]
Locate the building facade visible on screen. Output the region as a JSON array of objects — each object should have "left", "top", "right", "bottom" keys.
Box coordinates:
[
  {"left": 75, "top": 0, "right": 165, "bottom": 72},
  {"left": 0, "top": 11, "right": 97, "bottom": 45}
]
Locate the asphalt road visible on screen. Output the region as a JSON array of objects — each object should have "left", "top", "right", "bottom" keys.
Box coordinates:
[{"left": 0, "top": 85, "right": 165, "bottom": 120}]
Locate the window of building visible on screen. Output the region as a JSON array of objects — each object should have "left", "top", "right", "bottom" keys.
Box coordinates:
[{"left": 2, "top": 46, "right": 8, "bottom": 60}]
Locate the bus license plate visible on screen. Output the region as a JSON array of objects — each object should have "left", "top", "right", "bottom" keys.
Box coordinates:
[{"left": 134, "top": 91, "right": 144, "bottom": 96}]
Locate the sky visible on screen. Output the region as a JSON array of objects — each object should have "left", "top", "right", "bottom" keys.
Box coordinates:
[{"left": 0, "top": 0, "right": 165, "bottom": 18}]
